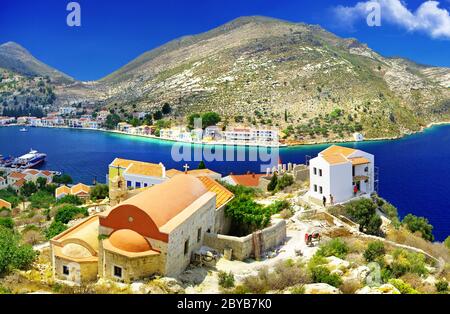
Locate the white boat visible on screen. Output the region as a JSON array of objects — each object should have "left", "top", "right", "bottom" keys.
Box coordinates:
[
  {"left": 19, "top": 128, "right": 28, "bottom": 132},
  {"left": 13, "top": 149, "right": 47, "bottom": 169}
]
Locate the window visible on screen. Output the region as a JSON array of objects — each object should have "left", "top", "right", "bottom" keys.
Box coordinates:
[
  {"left": 197, "top": 228, "right": 202, "bottom": 243},
  {"left": 144, "top": 183, "right": 148, "bottom": 187},
  {"left": 63, "top": 265, "right": 69, "bottom": 275},
  {"left": 314, "top": 184, "right": 317, "bottom": 192},
  {"left": 127, "top": 181, "right": 132, "bottom": 188},
  {"left": 135, "top": 182, "right": 141, "bottom": 188},
  {"left": 113, "top": 266, "right": 123, "bottom": 278},
  {"left": 319, "top": 186, "right": 323, "bottom": 194},
  {"left": 313, "top": 167, "right": 317, "bottom": 175},
  {"left": 319, "top": 169, "right": 323, "bottom": 177},
  {"left": 184, "top": 239, "right": 189, "bottom": 255}
]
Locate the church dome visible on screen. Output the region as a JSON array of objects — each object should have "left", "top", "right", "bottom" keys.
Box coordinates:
[{"left": 109, "top": 229, "right": 152, "bottom": 253}]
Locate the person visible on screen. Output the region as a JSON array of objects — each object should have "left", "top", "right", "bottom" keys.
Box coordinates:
[
  {"left": 353, "top": 185, "right": 358, "bottom": 196},
  {"left": 322, "top": 196, "right": 327, "bottom": 207},
  {"left": 329, "top": 194, "right": 334, "bottom": 205}
]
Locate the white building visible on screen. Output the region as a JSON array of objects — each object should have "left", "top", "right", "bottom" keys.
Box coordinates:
[
  {"left": 223, "top": 127, "right": 278, "bottom": 144},
  {"left": 59, "top": 107, "right": 76, "bottom": 116},
  {"left": 308, "top": 145, "right": 375, "bottom": 205}
]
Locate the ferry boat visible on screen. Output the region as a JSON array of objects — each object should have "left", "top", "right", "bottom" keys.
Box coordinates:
[{"left": 12, "top": 149, "right": 47, "bottom": 169}]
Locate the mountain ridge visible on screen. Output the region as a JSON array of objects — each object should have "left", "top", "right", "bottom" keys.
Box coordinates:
[{"left": 1, "top": 16, "right": 450, "bottom": 142}]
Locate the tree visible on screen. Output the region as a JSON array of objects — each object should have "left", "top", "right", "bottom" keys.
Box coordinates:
[
  {"left": 45, "top": 221, "right": 68, "bottom": 240},
  {"left": 36, "top": 177, "right": 47, "bottom": 190},
  {"left": 198, "top": 161, "right": 206, "bottom": 169},
  {"left": 344, "top": 199, "right": 382, "bottom": 235},
  {"left": 402, "top": 214, "right": 434, "bottom": 241},
  {"left": 53, "top": 174, "right": 73, "bottom": 185},
  {"left": 54, "top": 205, "right": 88, "bottom": 224},
  {"left": 201, "top": 112, "right": 221, "bottom": 128},
  {"left": 0, "top": 226, "right": 36, "bottom": 274},
  {"left": 162, "top": 103, "right": 172, "bottom": 115},
  {"left": 90, "top": 184, "right": 109, "bottom": 201},
  {"left": 276, "top": 174, "right": 294, "bottom": 191},
  {"left": 363, "top": 241, "right": 385, "bottom": 262},
  {"left": 153, "top": 110, "right": 163, "bottom": 121},
  {"left": 105, "top": 113, "right": 121, "bottom": 129},
  {"left": 29, "top": 190, "right": 54, "bottom": 209},
  {"left": 56, "top": 195, "right": 82, "bottom": 205},
  {"left": 444, "top": 236, "right": 450, "bottom": 250},
  {"left": 20, "top": 181, "right": 37, "bottom": 197},
  {"left": 187, "top": 113, "right": 201, "bottom": 129},
  {"left": 0, "top": 217, "right": 14, "bottom": 229},
  {"left": 267, "top": 173, "right": 278, "bottom": 192}
]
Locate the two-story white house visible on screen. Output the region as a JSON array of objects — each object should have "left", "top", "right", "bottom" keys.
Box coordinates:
[{"left": 308, "top": 145, "right": 375, "bottom": 205}]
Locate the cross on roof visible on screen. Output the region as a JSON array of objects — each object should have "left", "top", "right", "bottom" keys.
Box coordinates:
[{"left": 183, "top": 163, "right": 190, "bottom": 174}]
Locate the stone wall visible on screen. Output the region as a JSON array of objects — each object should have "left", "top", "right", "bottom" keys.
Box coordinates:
[
  {"left": 164, "top": 195, "right": 216, "bottom": 277},
  {"left": 214, "top": 204, "right": 231, "bottom": 235},
  {"left": 204, "top": 219, "right": 286, "bottom": 261},
  {"left": 102, "top": 249, "right": 162, "bottom": 283},
  {"left": 54, "top": 256, "right": 98, "bottom": 284}
]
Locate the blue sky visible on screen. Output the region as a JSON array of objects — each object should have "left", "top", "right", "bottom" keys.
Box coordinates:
[{"left": 1, "top": 0, "right": 449, "bottom": 81}]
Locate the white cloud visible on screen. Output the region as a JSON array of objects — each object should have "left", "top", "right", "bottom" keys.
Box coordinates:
[{"left": 333, "top": 0, "right": 450, "bottom": 39}]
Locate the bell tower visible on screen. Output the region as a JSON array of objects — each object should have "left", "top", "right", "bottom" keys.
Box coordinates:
[{"left": 109, "top": 174, "right": 127, "bottom": 207}]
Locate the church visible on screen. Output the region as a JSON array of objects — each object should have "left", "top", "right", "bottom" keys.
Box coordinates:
[{"left": 50, "top": 173, "right": 233, "bottom": 284}]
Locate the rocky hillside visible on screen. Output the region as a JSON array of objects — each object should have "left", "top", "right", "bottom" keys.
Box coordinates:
[
  {"left": 96, "top": 16, "right": 450, "bottom": 140},
  {"left": 0, "top": 42, "right": 74, "bottom": 85},
  {"left": 2, "top": 16, "right": 450, "bottom": 141}
]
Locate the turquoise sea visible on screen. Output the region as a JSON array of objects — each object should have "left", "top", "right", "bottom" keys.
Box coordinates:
[{"left": 1, "top": 125, "right": 449, "bottom": 241}]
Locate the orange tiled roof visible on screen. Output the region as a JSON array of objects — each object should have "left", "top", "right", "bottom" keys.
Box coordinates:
[
  {"left": 110, "top": 158, "right": 164, "bottom": 177},
  {"left": 55, "top": 185, "right": 71, "bottom": 197},
  {"left": 197, "top": 176, "right": 234, "bottom": 209},
  {"left": 8, "top": 172, "right": 27, "bottom": 179},
  {"left": 349, "top": 157, "right": 370, "bottom": 165},
  {"left": 230, "top": 174, "right": 265, "bottom": 187},
  {"left": 0, "top": 198, "right": 12, "bottom": 210},
  {"left": 321, "top": 154, "right": 349, "bottom": 165},
  {"left": 187, "top": 169, "right": 220, "bottom": 177},
  {"left": 321, "top": 145, "right": 357, "bottom": 157},
  {"left": 41, "top": 170, "right": 52, "bottom": 176},
  {"left": 166, "top": 169, "right": 183, "bottom": 178},
  {"left": 71, "top": 183, "right": 91, "bottom": 195},
  {"left": 23, "top": 169, "right": 39, "bottom": 175},
  {"left": 13, "top": 178, "right": 26, "bottom": 188}
]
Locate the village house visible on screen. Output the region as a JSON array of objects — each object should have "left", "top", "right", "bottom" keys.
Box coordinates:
[
  {"left": 0, "top": 198, "right": 12, "bottom": 210},
  {"left": 50, "top": 175, "right": 226, "bottom": 283},
  {"left": 59, "top": 107, "right": 77, "bottom": 116},
  {"left": 307, "top": 145, "right": 376, "bottom": 205},
  {"left": 222, "top": 173, "right": 266, "bottom": 188},
  {"left": 7, "top": 171, "right": 27, "bottom": 186},
  {"left": 117, "top": 122, "right": 132, "bottom": 133},
  {"left": 0, "top": 177, "right": 7, "bottom": 190},
  {"left": 22, "top": 169, "right": 53, "bottom": 183},
  {"left": 108, "top": 158, "right": 167, "bottom": 189},
  {"left": 55, "top": 185, "right": 71, "bottom": 199}
]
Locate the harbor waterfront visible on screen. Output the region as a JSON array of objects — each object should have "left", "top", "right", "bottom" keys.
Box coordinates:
[{"left": 1, "top": 124, "right": 449, "bottom": 241}]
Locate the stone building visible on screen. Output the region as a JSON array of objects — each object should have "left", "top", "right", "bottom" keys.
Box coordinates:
[{"left": 51, "top": 174, "right": 233, "bottom": 284}]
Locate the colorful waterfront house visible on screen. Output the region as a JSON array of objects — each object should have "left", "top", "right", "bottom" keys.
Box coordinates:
[
  {"left": 55, "top": 185, "right": 71, "bottom": 199},
  {"left": 7, "top": 171, "right": 27, "bottom": 186},
  {"left": 70, "top": 183, "right": 91, "bottom": 200},
  {"left": 117, "top": 122, "right": 132, "bottom": 133},
  {"left": 11, "top": 178, "right": 26, "bottom": 192},
  {"left": 0, "top": 198, "right": 12, "bottom": 210},
  {"left": 307, "top": 145, "right": 376, "bottom": 205},
  {"left": 203, "top": 125, "right": 222, "bottom": 140},
  {"left": 51, "top": 175, "right": 218, "bottom": 283},
  {"left": 22, "top": 169, "right": 53, "bottom": 183},
  {"left": 108, "top": 158, "right": 167, "bottom": 189}
]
